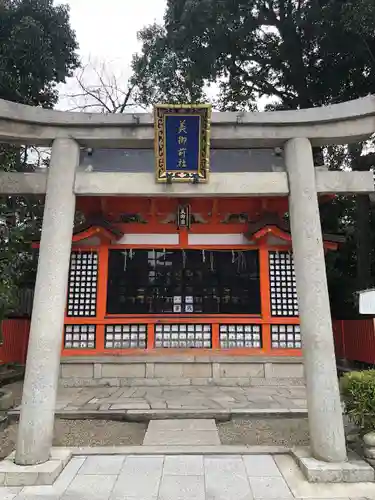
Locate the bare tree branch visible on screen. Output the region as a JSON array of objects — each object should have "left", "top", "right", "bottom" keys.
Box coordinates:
[{"left": 62, "top": 59, "right": 141, "bottom": 114}]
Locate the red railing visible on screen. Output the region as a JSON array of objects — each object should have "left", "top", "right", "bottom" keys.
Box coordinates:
[
  {"left": 0, "top": 319, "right": 30, "bottom": 365},
  {"left": 333, "top": 319, "right": 375, "bottom": 365}
]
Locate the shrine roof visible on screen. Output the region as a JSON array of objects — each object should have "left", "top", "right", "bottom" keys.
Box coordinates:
[{"left": 246, "top": 213, "right": 345, "bottom": 246}]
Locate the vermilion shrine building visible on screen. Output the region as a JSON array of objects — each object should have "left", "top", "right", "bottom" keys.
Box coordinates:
[
  {"left": 0, "top": 97, "right": 374, "bottom": 471},
  {"left": 56, "top": 194, "right": 341, "bottom": 366}
]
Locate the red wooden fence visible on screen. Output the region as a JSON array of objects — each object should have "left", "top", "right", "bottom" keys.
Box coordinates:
[
  {"left": 332, "top": 319, "right": 375, "bottom": 365},
  {"left": 0, "top": 319, "right": 30, "bottom": 365}
]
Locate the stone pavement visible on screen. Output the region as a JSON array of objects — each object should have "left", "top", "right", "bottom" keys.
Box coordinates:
[
  {"left": 143, "top": 419, "right": 221, "bottom": 445},
  {"left": 1, "top": 419, "right": 375, "bottom": 498},
  {"left": 1, "top": 453, "right": 374, "bottom": 499},
  {"left": 9, "top": 385, "right": 308, "bottom": 417}
]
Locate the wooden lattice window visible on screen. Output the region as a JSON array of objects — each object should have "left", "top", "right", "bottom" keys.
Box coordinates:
[
  {"left": 271, "top": 324, "right": 301, "bottom": 349},
  {"left": 105, "top": 324, "right": 147, "bottom": 349},
  {"left": 269, "top": 251, "right": 298, "bottom": 317},
  {"left": 67, "top": 251, "right": 98, "bottom": 317},
  {"left": 64, "top": 324, "right": 96, "bottom": 349},
  {"left": 219, "top": 324, "right": 262, "bottom": 349},
  {"left": 154, "top": 324, "right": 212, "bottom": 348}
]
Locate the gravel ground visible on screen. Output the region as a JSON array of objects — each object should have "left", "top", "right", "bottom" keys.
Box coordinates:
[
  {"left": 0, "top": 419, "right": 147, "bottom": 460},
  {"left": 0, "top": 382, "right": 147, "bottom": 459},
  {"left": 218, "top": 417, "right": 310, "bottom": 447}
]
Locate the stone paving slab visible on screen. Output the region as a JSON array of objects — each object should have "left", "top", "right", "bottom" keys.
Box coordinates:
[
  {"left": 163, "top": 455, "right": 204, "bottom": 475},
  {"left": 147, "top": 419, "right": 218, "bottom": 432},
  {"left": 143, "top": 430, "right": 222, "bottom": 446},
  {"left": 3, "top": 453, "right": 374, "bottom": 500},
  {"left": 78, "top": 455, "right": 125, "bottom": 475},
  {"left": 9, "top": 385, "right": 308, "bottom": 417},
  {"left": 143, "top": 419, "right": 221, "bottom": 446}
]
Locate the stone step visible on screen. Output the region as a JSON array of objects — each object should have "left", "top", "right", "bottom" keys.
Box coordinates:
[{"left": 142, "top": 419, "right": 221, "bottom": 446}]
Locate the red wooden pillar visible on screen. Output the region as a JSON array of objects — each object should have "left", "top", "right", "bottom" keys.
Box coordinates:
[
  {"left": 259, "top": 243, "right": 271, "bottom": 353},
  {"left": 96, "top": 245, "right": 109, "bottom": 353}
]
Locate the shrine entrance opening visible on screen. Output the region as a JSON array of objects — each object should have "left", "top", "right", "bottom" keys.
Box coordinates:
[{"left": 106, "top": 249, "right": 261, "bottom": 316}]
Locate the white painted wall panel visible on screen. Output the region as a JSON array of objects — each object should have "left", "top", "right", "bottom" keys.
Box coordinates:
[
  {"left": 116, "top": 233, "right": 179, "bottom": 245},
  {"left": 188, "top": 233, "right": 251, "bottom": 245}
]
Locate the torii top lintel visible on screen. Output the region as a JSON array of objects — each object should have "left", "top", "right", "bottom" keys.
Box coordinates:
[{"left": 0, "top": 95, "right": 375, "bottom": 147}]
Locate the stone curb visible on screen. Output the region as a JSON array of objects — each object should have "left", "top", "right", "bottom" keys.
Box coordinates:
[
  {"left": 8, "top": 408, "right": 308, "bottom": 421},
  {"left": 53, "top": 445, "right": 291, "bottom": 457},
  {"left": 64, "top": 445, "right": 290, "bottom": 456}
]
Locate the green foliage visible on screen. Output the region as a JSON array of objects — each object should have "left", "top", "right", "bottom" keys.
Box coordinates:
[
  {"left": 0, "top": 194, "right": 42, "bottom": 319},
  {"left": 0, "top": 0, "right": 79, "bottom": 319},
  {"left": 132, "top": 0, "right": 375, "bottom": 110},
  {"left": 341, "top": 370, "right": 375, "bottom": 432},
  {"left": 131, "top": 23, "right": 207, "bottom": 106},
  {"left": 0, "top": 0, "right": 79, "bottom": 107},
  {"left": 342, "top": 0, "right": 375, "bottom": 39}
]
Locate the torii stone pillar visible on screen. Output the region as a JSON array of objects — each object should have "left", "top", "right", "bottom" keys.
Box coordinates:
[
  {"left": 15, "top": 138, "right": 79, "bottom": 466},
  {"left": 285, "top": 137, "right": 347, "bottom": 462}
]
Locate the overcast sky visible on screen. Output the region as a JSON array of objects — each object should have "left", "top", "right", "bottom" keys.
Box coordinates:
[
  {"left": 55, "top": 0, "right": 167, "bottom": 111},
  {"left": 54, "top": 1, "right": 266, "bottom": 112}
]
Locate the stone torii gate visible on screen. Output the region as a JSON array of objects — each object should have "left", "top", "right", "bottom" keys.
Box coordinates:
[{"left": 0, "top": 96, "right": 374, "bottom": 483}]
